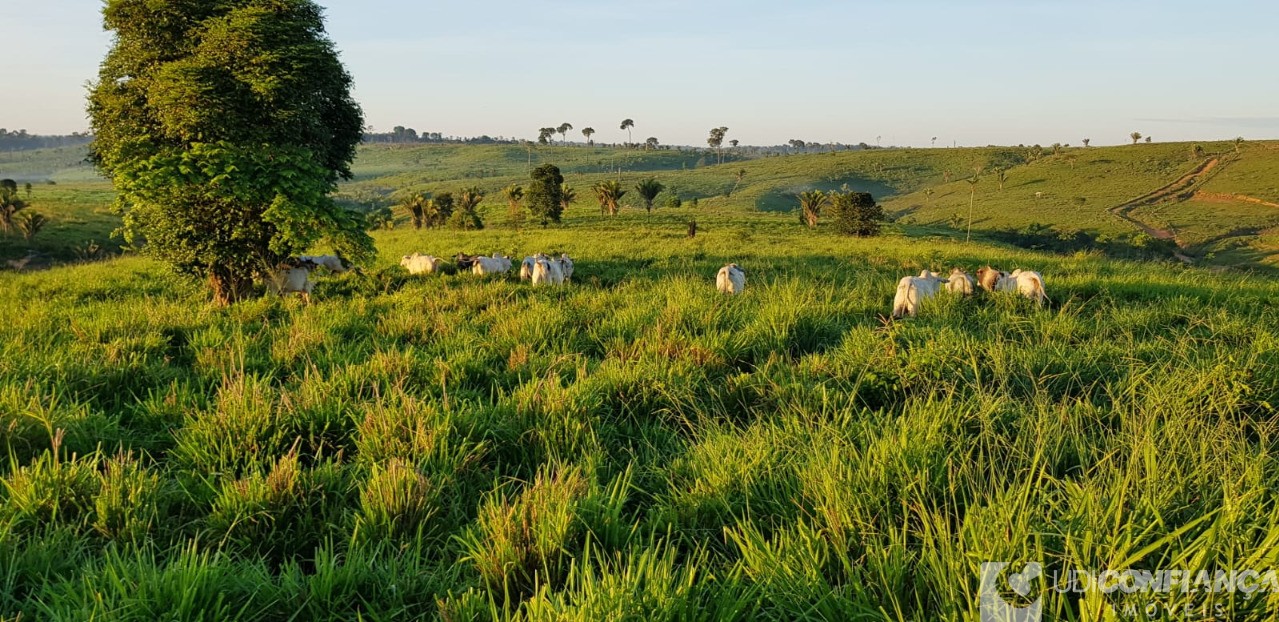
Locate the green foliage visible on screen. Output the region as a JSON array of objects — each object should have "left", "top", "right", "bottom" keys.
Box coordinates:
[
  {"left": 797, "top": 190, "right": 826, "bottom": 228},
  {"left": 827, "top": 190, "right": 884, "bottom": 236},
  {"left": 592, "top": 180, "right": 627, "bottom": 216},
  {"left": 426, "top": 191, "right": 455, "bottom": 228},
  {"left": 634, "top": 178, "right": 664, "bottom": 213},
  {"left": 0, "top": 182, "right": 27, "bottom": 235},
  {"left": 526, "top": 164, "right": 565, "bottom": 225},
  {"left": 401, "top": 193, "right": 430, "bottom": 229},
  {"left": 87, "top": 0, "right": 370, "bottom": 303},
  {"left": 16, "top": 211, "right": 47, "bottom": 241},
  {"left": 560, "top": 183, "right": 577, "bottom": 212},
  {"left": 501, "top": 184, "right": 525, "bottom": 226}
]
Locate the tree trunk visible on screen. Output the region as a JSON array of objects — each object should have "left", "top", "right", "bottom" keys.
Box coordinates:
[{"left": 209, "top": 269, "right": 253, "bottom": 306}]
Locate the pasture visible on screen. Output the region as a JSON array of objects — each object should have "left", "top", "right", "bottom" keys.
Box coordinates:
[{"left": 2, "top": 143, "right": 1279, "bottom": 619}]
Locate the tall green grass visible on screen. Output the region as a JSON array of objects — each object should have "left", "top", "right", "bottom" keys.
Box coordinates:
[{"left": 3, "top": 212, "right": 1279, "bottom": 619}]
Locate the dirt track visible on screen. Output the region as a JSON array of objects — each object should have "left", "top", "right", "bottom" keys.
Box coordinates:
[{"left": 1107, "top": 158, "right": 1225, "bottom": 263}]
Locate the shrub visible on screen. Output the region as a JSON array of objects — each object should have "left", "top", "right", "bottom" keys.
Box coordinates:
[
  {"left": 447, "top": 207, "right": 484, "bottom": 231},
  {"left": 827, "top": 191, "right": 884, "bottom": 237}
]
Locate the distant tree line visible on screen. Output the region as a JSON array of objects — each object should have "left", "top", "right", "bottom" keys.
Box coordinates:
[
  {"left": 363, "top": 127, "right": 520, "bottom": 145},
  {"left": 0, "top": 130, "right": 93, "bottom": 152}
]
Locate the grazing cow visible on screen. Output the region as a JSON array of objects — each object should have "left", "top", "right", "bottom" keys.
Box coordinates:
[
  {"left": 976, "top": 266, "right": 1003, "bottom": 292},
  {"left": 400, "top": 253, "right": 443, "bottom": 275},
  {"left": 716, "top": 263, "right": 746, "bottom": 295},
  {"left": 472, "top": 254, "right": 512, "bottom": 275},
  {"left": 891, "top": 270, "right": 949, "bottom": 319},
  {"left": 520, "top": 255, "right": 539, "bottom": 281},
  {"left": 998, "top": 269, "right": 1049, "bottom": 306},
  {"left": 558, "top": 253, "right": 574, "bottom": 282},
  {"left": 456, "top": 253, "right": 479, "bottom": 271},
  {"left": 531, "top": 256, "right": 564, "bottom": 286},
  {"left": 946, "top": 268, "right": 976, "bottom": 296},
  {"left": 299, "top": 255, "right": 350, "bottom": 273},
  {"left": 273, "top": 258, "right": 318, "bottom": 303}
]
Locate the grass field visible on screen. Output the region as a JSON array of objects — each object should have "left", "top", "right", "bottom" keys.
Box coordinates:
[{"left": 3, "top": 142, "right": 1279, "bottom": 619}]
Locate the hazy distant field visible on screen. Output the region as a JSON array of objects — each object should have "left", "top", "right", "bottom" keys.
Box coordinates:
[{"left": 3, "top": 142, "right": 1279, "bottom": 619}]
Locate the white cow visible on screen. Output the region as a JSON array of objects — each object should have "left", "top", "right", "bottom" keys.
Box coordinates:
[
  {"left": 996, "top": 269, "right": 1048, "bottom": 306},
  {"left": 946, "top": 268, "right": 976, "bottom": 296},
  {"left": 473, "top": 254, "right": 512, "bottom": 276},
  {"left": 400, "top": 253, "right": 443, "bottom": 275},
  {"left": 272, "top": 259, "right": 317, "bottom": 303},
  {"left": 891, "top": 270, "right": 949, "bottom": 318},
  {"left": 558, "top": 254, "right": 575, "bottom": 282},
  {"left": 299, "top": 255, "right": 350, "bottom": 273},
  {"left": 520, "top": 253, "right": 548, "bottom": 281},
  {"left": 531, "top": 256, "right": 564, "bottom": 286},
  {"left": 716, "top": 263, "right": 746, "bottom": 295}
]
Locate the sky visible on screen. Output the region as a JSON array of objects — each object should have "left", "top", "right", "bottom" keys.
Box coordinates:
[{"left": 3, "top": 0, "right": 1277, "bottom": 147}]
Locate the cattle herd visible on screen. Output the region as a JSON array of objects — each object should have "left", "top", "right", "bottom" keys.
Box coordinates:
[
  {"left": 271, "top": 254, "right": 1046, "bottom": 319},
  {"left": 892, "top": 266, "right": 1048, "bottom": 318}
]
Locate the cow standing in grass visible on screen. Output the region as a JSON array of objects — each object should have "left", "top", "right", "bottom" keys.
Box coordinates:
[
  {"left": 299, "top": 255, "right": 350, "bottom": 273},
  {"left": 271, "top": 258, "right": 319, "bottom": 304},
  {"left": 716, "top": 263, "right": 746, "bottom": 295},
  {"left": 401, "top": 253, "right": 443, "bottom": 275},
  {"left": 999, "top": 269, "right": 1048, "bottom": 305},
  {"left": 531, "top": 256, "right": 564, "bottom": 286},
  {"left": 947, "top": 268, "right": 976, "bottom": 296},
  {"left": 892, "top": 270, "right": 948, "bottom": 318}
]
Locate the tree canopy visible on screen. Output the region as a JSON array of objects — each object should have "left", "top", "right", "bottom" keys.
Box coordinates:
[
  {"left": 88, "top": 0, "right": 373, "bottom": 303},
  {"left": 525, "top": 164, "right": 565, "bottom": 225}
]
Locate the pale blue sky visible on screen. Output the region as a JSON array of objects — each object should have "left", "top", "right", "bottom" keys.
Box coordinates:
[{"left": 3, "top": 0, "right": 1277, "bottom": 146}]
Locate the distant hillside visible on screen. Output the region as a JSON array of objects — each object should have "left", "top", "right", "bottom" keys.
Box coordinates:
[{"left": 5, "top": 139, "right": 1279, "bottom": 270}]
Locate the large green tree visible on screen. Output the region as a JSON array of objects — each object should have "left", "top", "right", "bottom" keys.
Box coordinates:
[
  {"left": 88, "top": 0, "right": 372, "bottom": 304},
  {"left": 525, "top": 164, "right": 565, "bottom": 225}
]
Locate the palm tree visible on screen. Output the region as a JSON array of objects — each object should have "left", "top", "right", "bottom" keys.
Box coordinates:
[
  {"left": 559, "top": 183, "right": 577, "bottom": 212},
  {"left": 931, "top": 136, "right": 937, "bottom": 147},
  {"left": 1130, "top": 131, "right": 1142, "bottom": 145},
  {"left": 620, "top": 119, "right": 634, "bottom": 145},
  {"left": 0, "top": 184, "right": 28, "bottom": 235},
  {"left": 995, "top": 168, "right": 1008, "bottom": 191},
  {"left": 634, "top": 178, "right": 664, "bottom": 214},
  {"left": 458, "top": 186, "right": 485, "bottom": 212},
  {"left": 1082, "top": 138, "right": 1091, "bottom": 148},
  {"left": 16, "top": 212, "right": 46, "bottom": 242},
  {"left": 582, "top": 127, "right": 595, "bottom": 146},
  {"left": 964, "top": 176, "right": 980, "bottom": 242},
  {"left": 798, "top": 190, "right": 826, "bottom": 228},
  {"left": 1235, "top": 136, "right": 1245, "bottom": 154},
  {"left": 557, "top": 122, "right": 573, "bottom": 144},
  {"left": 592, "top": 180, "right": 627, "bottom": 216},
  {"left": 729, "top": 169, "right": 747, "bottom": 197},
  {"left": 400, "top": 193, "right": 430, "bottom": 229},
  {"left": 501, "top": 184, "right": 524, "bottom": 223}
]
